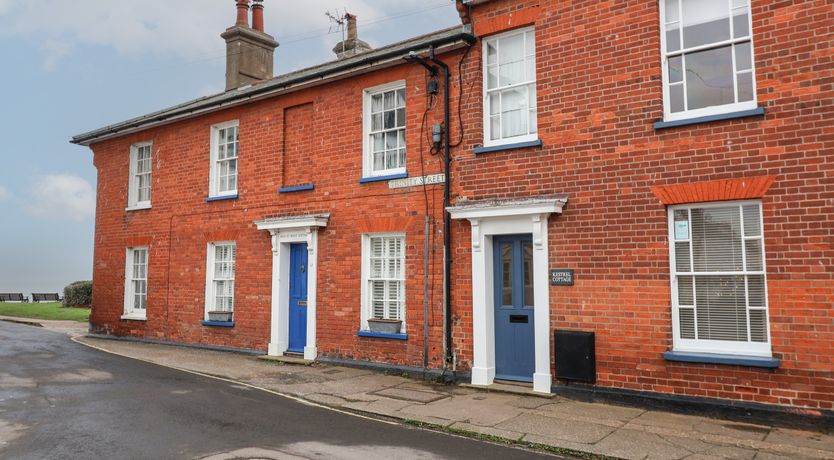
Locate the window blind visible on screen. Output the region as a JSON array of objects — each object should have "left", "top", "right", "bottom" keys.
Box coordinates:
[{"left": 672, "top": 202, "right": 768, "bottom": 348}]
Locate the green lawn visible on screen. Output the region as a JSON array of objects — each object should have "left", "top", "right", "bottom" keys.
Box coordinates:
[{"left": 0, "top": 302, "right": 90, "bottom": 322}]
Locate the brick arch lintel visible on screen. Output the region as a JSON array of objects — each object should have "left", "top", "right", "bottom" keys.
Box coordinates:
[
  {"left": 357, "top": 217, "right": 420, "bottom": 234},
  {"left": 204, "top": 230, "right": 239, "bottom": 242},
  {"left": 651, "top": 176, "right": 776, "bottom": 205},
  {"left": 474, "top": 6, "right": 540, "bottom": 37}
]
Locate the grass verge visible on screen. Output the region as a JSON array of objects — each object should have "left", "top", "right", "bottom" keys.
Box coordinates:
[
  {"left": 402, "top": 419, "right": 622, "bottom": 460},
  {"left": 0, "top": 302, "right": 90, "bottom": 322}
]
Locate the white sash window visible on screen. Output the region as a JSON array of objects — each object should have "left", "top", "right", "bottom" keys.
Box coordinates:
[
  {"left": 127, "top": 142, "right": 152, "bottom": 209},
  {"left": 361, "top": 234, "right": 406, "bottom": 329},
  {"left": 669, "top": 201, "right": 771, "bottom": 356},
  {"left": 363, "top": 82, "right": 406, "bottom": 177},
  {"left": 483, "top": 27, "right": 537, "bottom": 147},
  {"left": 123, "top": 247, "right": 148, "bottom": 319},
  {"left": 205, "top": 242, "right": 236, "bottom": 315},
  {"left": 209, "top": 121, "right": 239, "bottom": 197},
  {"left": 660, "top": 0, "right": 757, "bottom": 121}
]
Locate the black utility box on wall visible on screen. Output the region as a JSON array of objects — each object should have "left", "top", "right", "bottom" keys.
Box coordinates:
[{"left": 554, "top": 330, "right": 596, "bottom": 383}]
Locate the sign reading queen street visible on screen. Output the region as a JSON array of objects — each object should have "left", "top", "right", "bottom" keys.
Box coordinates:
[{"left": 388, "top": 174, "right": 446, "bottom": 189}]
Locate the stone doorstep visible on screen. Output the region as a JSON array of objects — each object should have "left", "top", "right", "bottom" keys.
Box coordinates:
[
  {"left": 461, "top": 381, "right": 558, "bottom": 399},
  {"left": 258, "top": 354, "right": 314, "bottom": 366}
]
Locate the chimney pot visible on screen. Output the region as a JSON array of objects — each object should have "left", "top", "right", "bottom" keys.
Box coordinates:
[
  {"left": 235, "top": 0, "right": 250, "bottom": 27},
  {"left": 346, "top": 13, "right": 357, "bottom": 41},
  {"left": 252, "top": 0, "right": 264, "bottom": 32}
]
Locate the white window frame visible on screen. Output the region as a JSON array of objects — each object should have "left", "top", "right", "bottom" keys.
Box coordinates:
[
  {"left": 360, "top": 233, "right": 406, "bottom": 332},
  {"left": 659, "top": 0, "right": 758, "bottom": 122},
  {"left": 122, "top": 247, "right": 148, "bottom": 320},
  {"left": 127, "top": 142, "right": 152, "bottom": 210},
  {"left": 208, "top": 120, "right": 240, "bottom": 198},
  {"left": 204, "top": 241, "right": 236, "bottom": 319},
  {"left": 482, "top": 26, "right": 538, "bottom": 148},
  {"left": 362, "top": 81, "right": 407, "bottom": 178},
  {"left": 668, "top": 200, "right": 772, "bottom": 357}
]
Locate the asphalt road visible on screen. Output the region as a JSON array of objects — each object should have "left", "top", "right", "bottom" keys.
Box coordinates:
[{"left": 0, "top": 321, "right": 561, "bottom": 459}]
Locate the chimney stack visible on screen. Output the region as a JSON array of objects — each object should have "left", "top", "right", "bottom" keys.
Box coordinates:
[
  {"left": 333, "top": 13, "right": 372, "bottom": 59},
  {"left": 221, "top": 0, "right": 279, "bottom": 91}
]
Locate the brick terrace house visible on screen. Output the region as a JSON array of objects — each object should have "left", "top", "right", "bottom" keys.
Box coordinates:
[{"left": 73, "top": 0, "right": 833, "bottom": 417}]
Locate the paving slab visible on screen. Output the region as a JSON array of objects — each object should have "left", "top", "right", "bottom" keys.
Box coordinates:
[
  {"left": 764, "top": 427, "right": 834, "bottom": 452},
  {"left": 343, "top": 397, "right": 416, "bottom": 417},
  {"left": 520, "top": 434, "right": 605, "bottom": 457},
  {"left": 701, "top": 445, "right": 757, "bottom": 459},
  {"left": 593, "top": 428, "right": 704, "bottom": 460},
  {"left": 536, "top": 401, "right": 646, "bottom": 427},
  {"left": 497, "top": 413, "right": 615, "bottom": 444},
  {"left": 302, "top": 393, "right": 349, "bottom": 406},
  {"left": 752, "top": 452, "right": 817, "bottom": 460},
  {"left": 511, "top": 395, "right": 560, "bottom": 410},
  {"left": 393, "top": 410, "right": 457, "bottom": 427},
  {"left": 450, "top": 421, "right": 526, "bottom": 441},
  {"left": 694, "top": 421, "right": 771, "bottom": 442},
  {"left": 400, "top": 392, "right": 525, "bottom": 427},
  {"left": 373, "top": 387, "right": 450, "bottom": 403}
]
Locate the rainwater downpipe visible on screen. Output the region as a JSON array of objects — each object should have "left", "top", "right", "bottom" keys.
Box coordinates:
[
  {"left": 423, "top": 215, "right": 430, "bottom": 372},
  {"left": 426, "top": 47, "right": 454, "bottom": 368}
]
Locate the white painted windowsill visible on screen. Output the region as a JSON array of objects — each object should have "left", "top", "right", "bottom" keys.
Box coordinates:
[
  {"left": 120, "top": 314, "right": 147, "bottom": 321},
  {"left": 125, "top": 203, "right": 152, "bottom": 212}
]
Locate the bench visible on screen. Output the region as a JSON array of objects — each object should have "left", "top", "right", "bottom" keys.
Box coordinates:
[
  {"left": 31, "top": 293, "right": 62, "bottom": 303},
  {"left": 0, "top": 293, "right": 28, "bottom": 303}
]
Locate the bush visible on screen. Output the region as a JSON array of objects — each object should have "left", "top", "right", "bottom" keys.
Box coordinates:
[{"left": 63, "top": 281, "right": 92, "bottom": 307}]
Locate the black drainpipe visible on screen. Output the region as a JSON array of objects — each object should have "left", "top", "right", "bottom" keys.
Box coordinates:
[{"left": 426, "top": 47, "right": 454, "bottom": 368}]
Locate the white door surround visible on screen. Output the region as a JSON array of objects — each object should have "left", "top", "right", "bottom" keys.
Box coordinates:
[
  {"left": 255, "top": 214, "right": 329, "bottom": 361},
  {"left": 448, "top": 197, "right": 567, "bottom": 394}
]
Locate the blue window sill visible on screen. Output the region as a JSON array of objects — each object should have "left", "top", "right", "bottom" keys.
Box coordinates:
[
  {"left": 654, "top": 107, "right": 765, "bottom": 130},
  {"left": 474, "top": 139, "right": 543, "bottom": 155},
  {"left": 279, "top": 184, "right": 315, "bottom": 193},
  {"left": 206, "top": 194, "right": 238, "bottom": 202},
  {"left": 202, "top": 321, "right": 235, "bottom": 327},
  {"left": 664, "top": 351, "right": 779, "bottom": 369},
  {"left": 357, "top": 330, "right": 408, "bottom": 340},
  {"left": 359, "top": 173, "right": 408, "bottom": 183}
]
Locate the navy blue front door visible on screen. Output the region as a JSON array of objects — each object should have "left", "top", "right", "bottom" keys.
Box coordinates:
[
  {"left": 288, "top": 243, "right": 308, "bottom": 353},
  {"left": 494, "top": 235, "right": 535, "bottom": 382}
]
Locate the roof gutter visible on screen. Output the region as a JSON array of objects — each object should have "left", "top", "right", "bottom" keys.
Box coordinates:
[{"left": 71, "top": 27, "right": 475, "bottom": 147}]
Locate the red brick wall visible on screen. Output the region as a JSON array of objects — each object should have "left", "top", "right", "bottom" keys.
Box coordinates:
[
  {"left": 283, "top": 103, "right": 314, "bottom": 188},
  {"left": 89, "top": 58, "right": 456, "bottom": 368},
  {"left": 88, "top": 0, "right": 834, "bottom": 411},
  {"left": 448, "top": 0, "right": 834, "bottom": 409}
]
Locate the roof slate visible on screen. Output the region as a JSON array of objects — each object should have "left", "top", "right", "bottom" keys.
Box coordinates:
[{"left": 71, "top": 25, "right": 474, "bottom": 146}]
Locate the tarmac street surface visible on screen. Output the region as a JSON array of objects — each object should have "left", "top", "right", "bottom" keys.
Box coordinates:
[{"left": 0, "top": 321, "right": 560, "bottom": 459}]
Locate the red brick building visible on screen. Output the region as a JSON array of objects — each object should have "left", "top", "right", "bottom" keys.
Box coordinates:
[{"left": 73, "top": 0, "right": 834, "bottom": 416}]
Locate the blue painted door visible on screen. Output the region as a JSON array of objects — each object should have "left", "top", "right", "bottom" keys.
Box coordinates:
[
  {"left": 494, "top": 235, "right": 535, "bottom": 382},
  {"left": 287, "top": 243, "right": 308, "bottom": 353}
]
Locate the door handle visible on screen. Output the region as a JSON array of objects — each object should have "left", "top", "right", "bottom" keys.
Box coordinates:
[{"left": 509, "top": 315, "right": 528, "bottom": 323}]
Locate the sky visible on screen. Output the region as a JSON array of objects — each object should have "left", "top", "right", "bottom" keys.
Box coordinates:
[{"left": 0, "top": 0, "right": 460, "bottom": 296}]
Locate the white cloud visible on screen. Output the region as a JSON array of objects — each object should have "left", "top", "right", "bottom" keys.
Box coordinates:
[
  {"left": 0, "top": 184, "right": 10, "bottom": 201},
  {"left": 0, "top": 0, "right": 441, "bottom": 70},
  {"left": 26, "top": 174, "right": 95, "bottom": 222},
  {"left": 41, "top": 38, "right": 74, "bottom": 71}
]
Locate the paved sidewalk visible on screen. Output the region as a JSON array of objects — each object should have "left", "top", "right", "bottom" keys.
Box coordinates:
[
  {"left": 66, "top": 335, "right": 834, "bottom": 460},
  {"left": 0, "top": 315, "right": 88, "bottom": 337}
]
